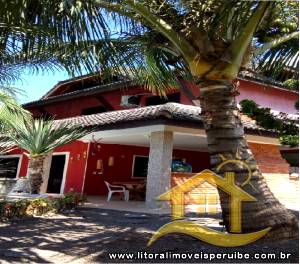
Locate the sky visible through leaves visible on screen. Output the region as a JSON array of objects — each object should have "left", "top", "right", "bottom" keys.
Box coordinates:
[{"left": 15, "top": 70, "right": 69, "bottom": 104}]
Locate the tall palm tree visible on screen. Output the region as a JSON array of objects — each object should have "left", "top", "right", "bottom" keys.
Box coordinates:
[
  {"left": 6, "top": 116, "right": 88, "bottom": 193},
  {"left": 1, "top": 0, "right": 298, "bottom": 238}
]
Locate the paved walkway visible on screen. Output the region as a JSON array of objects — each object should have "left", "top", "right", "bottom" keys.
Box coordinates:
[
  {"left": 0, "top": 195, "right": 298, "bottom": 263},
  {"left": 0, "top": 207, "right": 298, "bottom": 263},
  {"left": 84, "top": 196, "right": 222, "bottom": 216}
]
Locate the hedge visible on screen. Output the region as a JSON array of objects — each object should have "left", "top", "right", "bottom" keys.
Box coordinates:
[{"left": 0, "top": 192, "right": 86, "bottom": 220}]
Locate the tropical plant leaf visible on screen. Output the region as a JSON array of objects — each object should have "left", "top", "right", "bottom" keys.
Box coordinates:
[
  {"left": 0, "top": 0, "right": 298, "bottom": 91},
  {"left": 5, "top": 116, "right": 89, "bottom": 157}
]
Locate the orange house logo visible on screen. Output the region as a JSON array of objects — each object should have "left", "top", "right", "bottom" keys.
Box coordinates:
[{"left": 148, "top": 168, "right": 271, "bottom": 247}]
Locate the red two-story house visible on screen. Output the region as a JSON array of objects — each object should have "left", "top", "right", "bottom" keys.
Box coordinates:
[{"left": 1, "top": 74, "right": 298, "bottom": 209}]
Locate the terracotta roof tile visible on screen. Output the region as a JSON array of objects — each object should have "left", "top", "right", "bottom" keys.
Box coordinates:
[
  {"left": 1, "top": 103, "right": 275, "bottom": 150},
  {"left": 54, "top": 103, "right": 267, "bottom": 132}
]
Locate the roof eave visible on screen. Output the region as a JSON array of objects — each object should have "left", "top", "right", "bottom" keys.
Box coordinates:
[{"left": 23, "top": 80, "right": 133, "bottom": 108}]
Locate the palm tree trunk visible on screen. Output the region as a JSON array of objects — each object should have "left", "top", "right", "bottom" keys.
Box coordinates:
[
  {"left": 27, "top": 155, "right": 46, "bottom": 194},
  {"left": 199, "top": 80, "right": 298, "bottom": 239},
  {"left": 39, "top": 153, "right": 53, "bottom": 193}
]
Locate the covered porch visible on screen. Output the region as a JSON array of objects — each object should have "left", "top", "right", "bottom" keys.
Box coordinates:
[
  {"left": 80, "top": 122, "right": 282, "bottom": 211},
  {"left": 81, "top": 123, "right": 211, "bottom": 208},
  {"left": 57, "top": 102, "right": 293, "bottom": 211}
]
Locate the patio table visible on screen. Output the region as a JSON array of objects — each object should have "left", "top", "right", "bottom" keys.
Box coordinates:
[{"left": 112, "top": 181, "right": 146, "bottom": 201}]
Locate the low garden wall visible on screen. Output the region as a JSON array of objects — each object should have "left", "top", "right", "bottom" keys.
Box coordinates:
[
  {"left": 171, "top": 171, "right": 299, "bottom": 212},
  {"left": 171, "top": 172, "right": 220, "bottom": 214}
]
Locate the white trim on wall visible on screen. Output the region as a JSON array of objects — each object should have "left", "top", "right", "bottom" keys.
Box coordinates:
[{"left": 0, "top": 154, "right": 22, "bottom": 180}]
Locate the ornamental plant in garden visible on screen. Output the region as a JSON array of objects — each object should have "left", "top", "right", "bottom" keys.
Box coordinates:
[
  {"left": 240, "top": 99, "right": 299, "bottom": 147},
  {"left": 0, "top": 192, "right": 86, "bottom": 220}
]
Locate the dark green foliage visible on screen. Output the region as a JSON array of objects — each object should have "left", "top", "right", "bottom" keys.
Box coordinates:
[
  {"left": 283, "top": 79, "right": 299, "bottom": 91},
  {"left": 0, "top": 199, "right": 30, "bottom": 218},
  {"left": 240, "top": 99, "right": 298, "bottom": 146},
  {"left": 280, "top": 135, "right": 299, "bottom": 147},
  {"left": 0, "top": 192, "right": 86, "bottom": 220},
  {"left": 6, "top": 116, "right": 89, "bottom": 157}
]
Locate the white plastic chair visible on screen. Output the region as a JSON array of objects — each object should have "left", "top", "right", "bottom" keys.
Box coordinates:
[{"left": 104, "top": 181, "right": 129, "bottom": 201}]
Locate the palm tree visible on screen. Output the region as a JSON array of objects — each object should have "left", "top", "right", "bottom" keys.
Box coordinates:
[
  {"left": 6, "top": 116, "right": 88, "bottom": 193},
  {"left": 2, "top": 0, "right": 298, "bottom": 238}
]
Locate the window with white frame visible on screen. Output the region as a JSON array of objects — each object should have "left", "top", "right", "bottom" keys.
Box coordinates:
[{"left": 0, "top": 156, "right": 21, "bottom": 179}]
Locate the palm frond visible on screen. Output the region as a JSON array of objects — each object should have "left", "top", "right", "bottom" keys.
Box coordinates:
[
  {"left": 0, "top": 92, "right": 28, "bottom": 154},
  {"left": 254, "top": 0, "right": 299, "bottom": 81},
  {"left": 6, "top": 116, "right": 89, "bottom": 157},
  {"left": 0, "top": 0, "right": 298, "bottom": 90},
  {"left": 254, "top": 41, "right": 298, "bottom": 81},
  {"left": 0, "top": 91, "right": 30, "bottom": 125},
  {"left": 47, "top": 36, "right": 190, "bottom": 95}
]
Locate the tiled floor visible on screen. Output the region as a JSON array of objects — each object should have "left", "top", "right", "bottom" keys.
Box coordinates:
[
  {"left": 84, "top": 196, "right": 170, "bottom": 215},
  {"left": 83, "top": 196, "right": 223, "bottom": 218}
]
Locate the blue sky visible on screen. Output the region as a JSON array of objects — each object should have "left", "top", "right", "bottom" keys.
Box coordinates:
[
  {"left": 15, "top": 70, "right": 70, "bottom": 104},
  {"left": 13, "top": 18, "right": 122, "bottom": 104}
]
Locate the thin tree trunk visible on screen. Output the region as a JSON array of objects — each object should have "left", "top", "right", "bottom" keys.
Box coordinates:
[
  {"left": 27, "top": 156, "right": 46, "bottom": 194},
  {"left": 199, "top": 80, "right": 298, "bottom": 239}
]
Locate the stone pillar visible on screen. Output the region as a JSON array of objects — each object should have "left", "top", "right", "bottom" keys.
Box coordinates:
[{"left": 146, "top": 131, "right": 173, "bottom": 208}]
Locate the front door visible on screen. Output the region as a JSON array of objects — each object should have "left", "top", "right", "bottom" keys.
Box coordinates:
[{"left": 47, "top": 155, "right": 66, "bottom": 193}]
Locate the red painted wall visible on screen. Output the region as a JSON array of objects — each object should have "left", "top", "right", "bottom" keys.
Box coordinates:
[
  {"left": 27, "top": 78, "right": 298, "bottom": 120},
  {"left": 237, "top": 80, "right": 298, "bottom": 114},
  {"left": 7, "top": 140, "right": 289, "bottom": 195},
  {"left": 83, "top": 143, "right": 210, "bottom": 195},
  {"left": 7, "top": 140, "right": 89, "bottom": 194},
  {"left": 29, "top": 86, "right": 151, "bottom": 119},
  {"left": 33, "top": 97, "right": 100, "bottom": 119},
  {"left": 8, "top": 148, "right": 29, "bottom": 177},
  {"left": 55, "top": 141, "right": 89, "bottom": 193}
]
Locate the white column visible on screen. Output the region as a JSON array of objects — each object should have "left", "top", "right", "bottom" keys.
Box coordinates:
[{"left": 146, "top": 131, "right": 173, "bottom": 208}]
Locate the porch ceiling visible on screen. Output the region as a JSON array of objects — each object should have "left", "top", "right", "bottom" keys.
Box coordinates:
[
  {"left": 81, "top": 125, "right": 208, "bottom": 151},
  {"left": 80, "top": 123, "right": 280, "bottom": 150}
]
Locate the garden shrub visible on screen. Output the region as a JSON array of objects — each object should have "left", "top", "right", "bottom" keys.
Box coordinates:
[
  {"left": 280, "top": 135, "right": 299, "bottom": 147},
  {"left": 61, "top": 192, "right": 87, "bottom": 210},
  {"left": 240, "top": 99, "right": 299, "bottom": 147},
  {"left": 14, "top": 200, "right": 30, "bottom": 217},
  {"left": 0, "top": 192, "right": 86, "bottom": 220},
  {"left": 26, "top": 198, "right": 52, "bottom": 216},
  {"left": 283, "top": 79, "right": 299, "bottom": 91}
]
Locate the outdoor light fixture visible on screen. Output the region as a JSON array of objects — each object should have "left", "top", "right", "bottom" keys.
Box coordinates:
[
  {"left": 96, "top": 159, "right": 103, "bottom": 171},
  {"left": 108, "top": 156, "right": 114, "bottom": 166}
]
